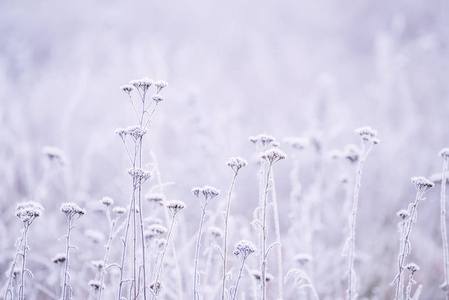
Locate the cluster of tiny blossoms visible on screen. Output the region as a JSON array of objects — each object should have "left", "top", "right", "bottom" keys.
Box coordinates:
[
  {"left": 121, "top": 77, "right": 168, "bottom": 95},
  {"left": 234, "top": 240, "right": 256, "bottom": 258},
  {"left": 15, "top": 201, "right": 44, "bottom": 224},
  {"left": 355, "top": 126, "right": 380, "bottom": 144},
  {"left": 261, "top": 148, "right": 287, "bottom": 165},
  {"left": 227, "top": 157, "right": 248, "bottom": 174},
  {"left": 411, "top": 176, "right": 434, "bottom": 194},
  {"left": 164, "top": 200, "right": 186, "bottom": 216},
  {"left": 61, "top": 202, "right": 86, "bottom": 218},
  {"left": 192, "top": 185, "right": 220, "bottom": 200},
  {"left": 115, "top": 126, "right": 147, "bottom": 141}
]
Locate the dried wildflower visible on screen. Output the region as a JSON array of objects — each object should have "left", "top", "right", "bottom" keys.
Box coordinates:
[
  {"left": 406, "top": 263, "right": 420, "bottom": 273},
  {"left": 130, "top": 77, "right": 154, "bottom": 91},
  {"left": 235, "top": 240, "right": 256, "bottom": 258},
  {"left": 113, "top": 206, "right": 126, "bottom": 215},
  {"left": 101, "top": 196, "right": 114, "bottom": 206},
  {"left": 260, "top": 148, "right": 287, "bottom": 165},
  {"left": 152, "top": 94, "right": 164, "bottom": 102},
  {"left": 126, "top": 125, "right": 147, "bottom": 140},
  {"left": 192, "top": 187, "right": 201, "bottom": 198},
  {"left": 61, "top": 202, "right": 86, "bottom": 218},
  {"left": 411, "top": 176, "right": 434, "bottom": 194},
  {"left": 165, "top": 200, "right": 186, "bottom": 215},
  {"left": 91, "top": 260, "right": 104, "bottom": 269},
  {"left": 148, "top": 224, "right": 168, "bottom": 236},
  {"left": 145, "top": 193, "right": 165, "bottom": 204},
  {"left": 128, "top": 168, "right": 152, "bottom": 183},
  {"left": 397, "top": 209, "right": 410, "bottom": 220},
  {"left": 355, "top": 126, "right": 378, "bottom": 142},
  {"left": 155, "top": 80, "right": 168, "bottom": 92},
  {"left": 283, "top": 137, "right": 309, "bottom": 150},
  {"left": 294, "top": 253, "right": 313, "bottom": 265},
  {"left": 249, "top": 134, "right": 275, "bottom": 147},
  {"left": 52, "top": 253, "right": 67, "bottom": 264},
  {"left": 227, "top": 156, "right": 248, "bottom": 173},
  {"left": 208, "top": 226, "right": 223, "bottom": 238},
  {"left": 42, "top": 146, "right": 66, "bottom": 164},
  {"left": 15, "top": 201, "right": 44, "bottom": 224},
  {"left": 344, "top": 144, "right": 360, "bottom": 163},
  {"left": 157, "top": 238, "right": 167, "bottom": 249},
  {"left": 120, "top": 84, "right": 134, "bottom": 94},
  {"left": 115, "top": 127, "right": 128, "bottom": 139},
  {"left": 440, "top": 148, "right": 449, "bottom": 158},
  {"left": 150, "top": 281, "right": 162, "bottom": 295},
  {"left": 202, "top": 185, "right": 220, "bottom": 199},
  {"left": 88, "top": 280, "right": 103, "bottom": 290}
]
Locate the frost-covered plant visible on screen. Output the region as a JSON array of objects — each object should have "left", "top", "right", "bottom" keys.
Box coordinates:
[
  {"left": 4, "top": 201, "right": 43, "bottom": 300},
  {"left": 151, "top": 200, "right": 186, "bottom": 297},
  {"left": 230, "top": 240, "right": 256, "bottom": 300},
  {"left": 391, "top": 176, "right": 434, "bottom": 300},
  {"left": 116, "top": 77, "right": 167, "bottom": 300},
  {"left": 284, "top": 268, "right": 319, "bottom": 300},
  {"left": 60, "top": 202, "right": 86, "bottom": 300},
  {"left": 405, "top": 263, "right": 420, "bottom": 300},
  {"left": 250, "top": 138, "right": 286, "bottom": 300},
  {"left": 192, "top": 185, "right": 220, "bottom": 300},
  {"left": 220, "top": 157, "right": 247, "bottom": 300},
  {"left": 344, "top": 126, "right": 378, "bottom": 300},
  {"left": 439, "top": 148, "right": 449, "bottom": 299}
]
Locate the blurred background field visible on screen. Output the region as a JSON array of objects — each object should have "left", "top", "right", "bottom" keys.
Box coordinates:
[{"left": 0, "top": 0, "right": 448, "bottom": 299}]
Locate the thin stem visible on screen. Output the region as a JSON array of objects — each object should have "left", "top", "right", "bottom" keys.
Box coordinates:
[
  {"left": 441, "top": 157, "right": 449, "bottom": 299},
  {"left": 193, "top": 206, "right": 208, "bottom": 300},
  {"left": 346, "top": 144, "right": 368, "bottom": 300},
  {"left": 62, "top": 217, "right": 72, "bottom": 300},
  {"left": 98, "top": 208, "right": 117, "bottom": 300},
  {"left": 18, "top": 223, "right": 30, "bottom": 300},
  {"left": 221, "top": 172, "right": 238, "bottom": 300},
  {"left": 231, "top": 256, "right": 248, "bottom": 300},
  {"left": 260, "top": 164, "right": 272, "bottom": 300},
  {"left": 154, "top": 214, "right": 176, "bottom": 285},
  {"left": 270, "top": 169, "right": 283, "bottom": 300},
  {"left": 4, "top": 227, "right": 27, "bottom": 300}
]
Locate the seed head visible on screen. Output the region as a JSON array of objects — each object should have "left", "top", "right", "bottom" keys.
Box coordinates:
[
  {"left": 120, "top": 84, "right": 134, "bottom": 94},
  {"left": 115, "top": 127, "right": 128, "bottom": 139},
  {"left": 397, "top": 209, "right": 410, "bottom": 220},
  {"left": 126, "top": 125, "right": 147, "bottom": 140},
  {"left": 42, "top": 146, "right": 66, "bottom": 165},
  {"left": 52, "top": 253, "right": 67, "bottom": 264},
  {"left": 101, "top": 196, "right": 114, "bottom": 206},
  {"left": 61, "top": 202, "right": 86, "bottom": 218},
  {"left": 406, "top": 263, "right": 420, "bottom": 273},
  {"left": 145, "top": 193, "right": 165, "bottom": 204},
  {"left": 202, "top": 185, "right": 220, "bottom": 199},
  {"left": 15, "top": 201, "right": 44, "bottom": 224},
  {"left": 88, "top": 280, "right": 103, "bottom": 291},
  {"left": 355, "top": 126, "right": 378, "bottom": 142},
  {"left": 152, "top": 94, "right": 164, "bottom": 102},
  {"left": 411, "top": 176, "right": 434, "bottom": 194},
  {"left": 128, "top": 168, "right": 152, "bottom": 183},
  {"left": 165, "top": 200, "right": 186, "bottom": 215},
  {"left": 155, "top": 80, "right": 168, "bottom": 92},
  {"left": 113, "top": 206, "right": 126, "bottom": 215},
  {"left": 440, "top": 148, "right": 449, "bottom": 158},
  {"left": 261, "top": 148, "right": 287, "bottom": 165},
  {"left": 294, "top": 253, "right": 313, "bottom": 265},
  {"left": 235, "top": 240, "right": 256, "bottom": 258},
  {"left": 130, "top": 77, "right": 154, "bottom": 91},
  {"left": 227, "top": 156, "right": 247, "bottom": 173},
  {"left": 148, "top": 224, "right": 168, "bottom": 236},
  {"left": 208, "top": 226, "right": 223, "bottom": 238},
  {"left": 249, "top": 134, "right": 276, "bottom": 148},
  {"left": 250, "top": 270, "right": 273, "bottom": 282},
  {"left": 91, "top": 260, "right": 104, "bottom": 269}
]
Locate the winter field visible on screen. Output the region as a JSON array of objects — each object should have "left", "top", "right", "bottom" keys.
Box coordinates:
[{"left": 1, "top": 0, "right": 449, "bottom": 299}]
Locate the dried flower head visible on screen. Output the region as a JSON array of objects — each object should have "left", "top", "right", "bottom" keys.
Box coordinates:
[
  {"left": 283, "top": 137, "right": 309, "bottom": 151},
  {"left": 208, "top": 226, "right": 223, "bottom": 238},
  {"left": 101, "top": 196, "right": 114, "bottom": 206},
  {"left": 115, "top": 127, "right": 128, "bottom": 140},
  {"left": 344, "top": 144, "right": 360, "bottom": 163},
  {"left": 113, "top": 206, "right": 126, "bottom": 215},
  {"left": 91, "top": 260, "right": 104, "bottom": 269},
  {"left": 227, "top": 156, "right": 248, "bottom": 173},
  {"left": 145, "top": 193, "right": 165, "bottom": 204},
  {"left": 52, "top": 253, "right": 67, "bottom": 264},
  {"left": 250, "top": 270, "right": 273, "bottom": 282},
  {"left": 440, "top": 148, "right": 449, "bottom": 158},
  {"left": 355, "top": 126, "right": 378, "bottom": 142},
  {"left": 249, "top": 134, "right": 276, "bottom": 148},
  {"left": 261, "top": 148, "right": 287, "bottom": 165},
  {"left": 126, "top": 125, "right": 147, "bottom": 140},
  {"left": 15, "top": 201, "right": 44, "bottom": 224},
  {"left": 148, "top": 224, "right": 168, "bottom": 236},
  {"left": 192, "top": 187, "right": 201, "bottom": 198},
  {"left": 152, "top": 94, "right": 164, "bottom": 102},
  {"left": 411, "top": 176, "right": 434, "bottom": 194},
  {"left": 406, "top": 263, "right": 420, "bottom": 273},
  {"left": 128, "top": 168, "right": 152, "bottom": 183},
  {"left": 397, "top": 209, "right": 410, "bottom": 220},
  {"left": 88, "top": 280, "right": 103, "bottom": 291},
  {"left": 120, "top": 84, "right": 134, "bottom": 94},
  {"left": 202, "top": 185, "right": 220, "bottom": 199},
  {"left": 155, "top": 80, "right": 168, "bottom": 92},
  {"left": 130, "top": 77, "right": 154, "bottom": 91},
  {"left": 235, "top": 240, "right": 256, "bottom": 258},
  {"left": 61, "top": 202, "right": 86, "bottom": 218},
  {"left": 165, "top": 200, "right": 186, "bottom": 215},
  {"left": 150, "top": 281, "right": 162, "bottom": 295}
]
